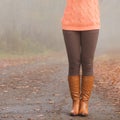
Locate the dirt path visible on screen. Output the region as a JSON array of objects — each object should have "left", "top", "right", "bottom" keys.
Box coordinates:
[{"left": 0, "top": 53, "right": 120, "bottom": 120}]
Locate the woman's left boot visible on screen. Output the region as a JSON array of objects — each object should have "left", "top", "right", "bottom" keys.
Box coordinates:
[
  {"left": 68, "top": 75, "right": 81, "bottom": 116},
  {"left": 79, "top": 75, "right": 94, "bottom": 116}
]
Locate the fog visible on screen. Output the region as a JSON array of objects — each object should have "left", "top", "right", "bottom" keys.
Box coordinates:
[{"left": 0, "top": 0, "right": 119, "bottom": 55}]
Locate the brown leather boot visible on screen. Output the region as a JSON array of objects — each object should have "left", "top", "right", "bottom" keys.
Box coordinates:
[
  {"left": 79, "top": 75, "right": 94, "bottom": 116},
  {"left": 68, "top": 75, "right": 81, "bottom": 116}
]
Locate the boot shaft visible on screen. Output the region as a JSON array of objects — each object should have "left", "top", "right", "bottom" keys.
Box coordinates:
[
  {"left": 81, "top": 75, "right": 94, "bottom": 101},
  {"left": 68, "top": 75, "right": 81, "bottom": 101}
]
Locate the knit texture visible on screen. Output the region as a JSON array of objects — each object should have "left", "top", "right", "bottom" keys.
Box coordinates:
[{"left": 61, "top": 0, "right": 101, "bottom": 31}]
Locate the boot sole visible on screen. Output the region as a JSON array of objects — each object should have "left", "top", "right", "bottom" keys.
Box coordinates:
[
  {"left": 69, "top": 113, "right": 79, "bottom": 116},
  {"left": 78, "top": 113, "right": 88, "bottom": 117}
]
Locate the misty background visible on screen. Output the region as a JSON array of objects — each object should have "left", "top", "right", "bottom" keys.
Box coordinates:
[{"left": 0, "top": 0, "right": 119, "bottom": 56}]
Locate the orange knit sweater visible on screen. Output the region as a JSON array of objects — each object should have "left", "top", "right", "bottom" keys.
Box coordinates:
[{"left": 61, "top": 0, "right": 101, "bottom": 31}]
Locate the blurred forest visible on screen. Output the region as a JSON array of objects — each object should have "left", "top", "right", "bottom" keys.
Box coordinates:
[{"left": 0, "top": 0, "right": 119, "bottom": 56}]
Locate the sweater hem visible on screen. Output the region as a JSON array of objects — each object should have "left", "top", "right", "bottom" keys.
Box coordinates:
[{"left": 61, "top": 25, "right": 101, "bottom": 31}]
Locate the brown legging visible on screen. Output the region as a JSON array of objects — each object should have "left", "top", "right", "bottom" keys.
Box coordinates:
[{"left": 62, "top": 29, "right": 99, "bottom": 76}]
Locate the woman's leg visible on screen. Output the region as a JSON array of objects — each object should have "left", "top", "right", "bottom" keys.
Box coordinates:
[
  {"left": 80, "top": 29, "right": 99, "bottom": 76},
  {"left": 62, "top": 30, "right": 81, "bottom": 76},
  {"left": 62, "top": 30, "right": 81, "bottom": 116},
  {"left": 79, "top": 29, "right": 99, "bottom": 116}
]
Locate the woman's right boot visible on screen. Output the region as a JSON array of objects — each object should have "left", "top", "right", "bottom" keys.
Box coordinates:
[{"left": 68, "top": 75, "right": 81, "bottom": 116}]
